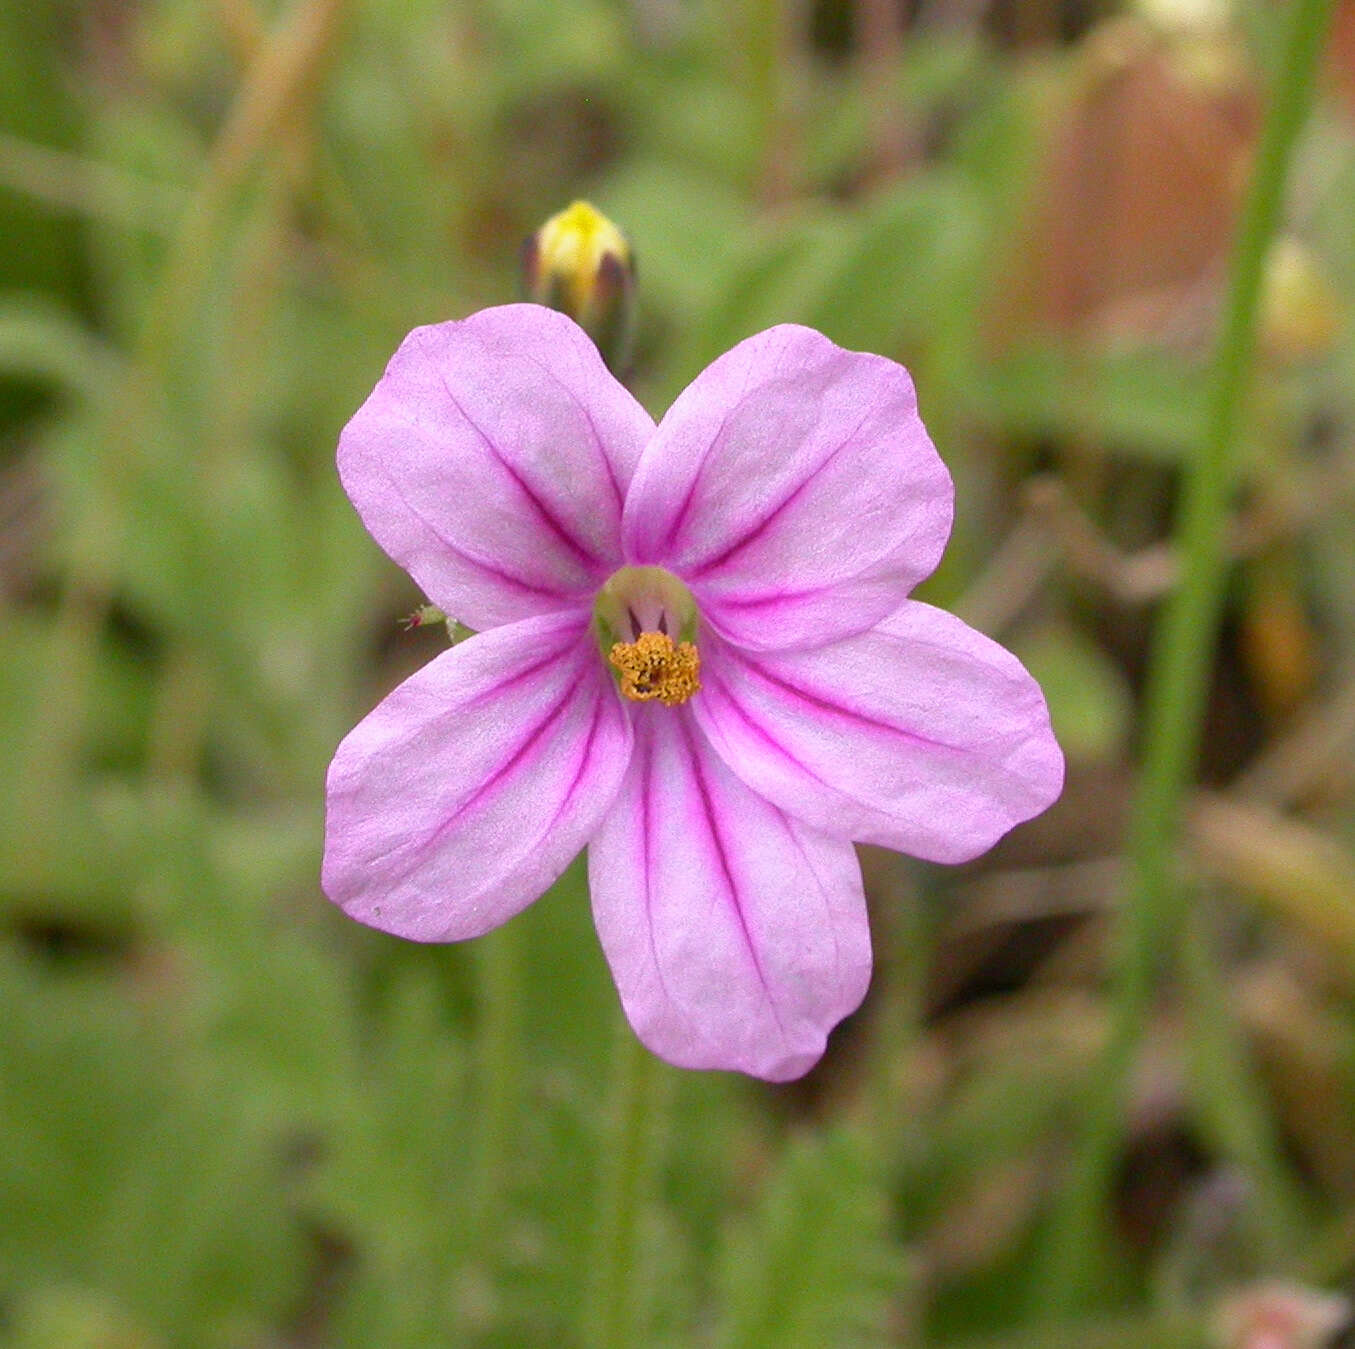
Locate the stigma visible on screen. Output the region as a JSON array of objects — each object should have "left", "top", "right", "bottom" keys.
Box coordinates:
[{"left": 608, "top": 631, "right": 701, "bottom": 707}]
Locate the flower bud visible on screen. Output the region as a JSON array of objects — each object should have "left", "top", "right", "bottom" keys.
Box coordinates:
[{"left": 521, "top": 200, "right": 636, "bottom": 375}]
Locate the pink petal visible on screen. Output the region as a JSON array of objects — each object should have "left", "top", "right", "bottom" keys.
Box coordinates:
[
  {"left": 588, "top": 708, "right": 871, "bottom": 1081},
  {"left": 339, "top": 304, "right": 655, "bottom": 631},
  {"left": 323, "top": 611, "right": 632, "bottom": 941},
  {"left": 621, "top": 325, "right": 952, "bottom": 651},
  {"left": 694, "top": 601, "right": 1064, "bottom": 863}
]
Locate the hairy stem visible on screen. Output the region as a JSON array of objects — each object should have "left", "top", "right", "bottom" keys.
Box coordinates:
[
  {"left": 470, "top": 923, "right": 523, "bottom": 1261},
  {"left": 583, "top": 1019, "right": 662, "bottom": 1348}
]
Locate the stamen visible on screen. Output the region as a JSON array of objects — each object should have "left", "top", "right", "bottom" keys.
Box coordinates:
[{"left": 608, "top": 631, "right": 701, "bottom": 707}]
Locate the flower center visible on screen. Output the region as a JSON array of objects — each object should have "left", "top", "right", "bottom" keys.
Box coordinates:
[
  {"left": 594, "top": 565, "right": 702, "bottom": 708},
  {"left": 608, "top": 631, "right": 701, "bottom": 706}
]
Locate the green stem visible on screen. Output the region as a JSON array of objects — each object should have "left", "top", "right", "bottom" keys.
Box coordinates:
[
  {"left": 469, "top": 923, "right": 522, "bottom": 1256},
  {"left": 583, "top": 1019, "right": 662, "bottom": 1348},
  {"left": 1035, "top": 0, "right": 1337, "bottom": 1316}
]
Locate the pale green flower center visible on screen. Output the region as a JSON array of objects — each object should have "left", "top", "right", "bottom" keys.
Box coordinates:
[{"left": 594, "top": 565, "right": 701, "bottom": 707}]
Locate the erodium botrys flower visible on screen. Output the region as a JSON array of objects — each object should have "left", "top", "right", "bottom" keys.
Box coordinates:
[{"left": 322, "top": 304, "right": 1064, "bottom": 1081}]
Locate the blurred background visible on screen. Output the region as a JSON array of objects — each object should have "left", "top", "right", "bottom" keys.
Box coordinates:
[{"left": 3, "top": 0, "right": 1355, "bottom": 1344}]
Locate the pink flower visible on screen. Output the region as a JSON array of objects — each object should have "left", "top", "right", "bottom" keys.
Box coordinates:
[{"left": 323, "top": 305, "right": 1063, "bottom": 1081}]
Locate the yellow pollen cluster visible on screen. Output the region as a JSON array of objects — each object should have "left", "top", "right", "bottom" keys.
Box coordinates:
[{"left": 608, "top": 631, "right": 701, "bottom": 707}]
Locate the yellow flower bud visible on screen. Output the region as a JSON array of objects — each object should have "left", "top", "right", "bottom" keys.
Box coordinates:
[{"left": 522, "top": 201, "right": 636, "bottom": 374}]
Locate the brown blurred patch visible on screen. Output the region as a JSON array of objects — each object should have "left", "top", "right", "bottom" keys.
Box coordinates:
[
  {"left": 993, "top": 17, "right": 1260, "bottom": 352},
  {"left": 1326, "top": 0, "right": 1355, "bottom": 120}
]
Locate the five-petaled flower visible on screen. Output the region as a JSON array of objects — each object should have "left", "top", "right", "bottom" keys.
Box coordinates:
[{"left": 322, "top": 304, "right": 1064, "bottom": 1081}]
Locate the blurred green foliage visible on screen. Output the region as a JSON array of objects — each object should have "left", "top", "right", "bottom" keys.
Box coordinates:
[{"left": 3, "top": 0, "right": 1355, "bottom": 1345}]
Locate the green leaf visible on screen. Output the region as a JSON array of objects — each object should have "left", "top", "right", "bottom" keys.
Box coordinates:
[{"left": 715, "top": 1129, "right": 903, "bottom": 1349}]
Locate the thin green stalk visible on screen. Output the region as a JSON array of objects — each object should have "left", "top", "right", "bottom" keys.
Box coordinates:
[
  {"left": 583, "top": 1019, "right": 663, "bottom": 1349},
  {"left": 469, "top": 923, "right": 522, "bottom": 1259},
  {"left": 1035, "top": 0, "right": 1337, "bottom": 1315}
]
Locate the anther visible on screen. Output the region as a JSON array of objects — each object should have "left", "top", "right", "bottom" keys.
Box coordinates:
[{"left": 608, "top": 631, "right": 701, "bottom": 707}]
